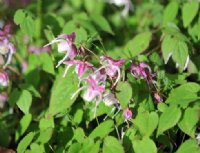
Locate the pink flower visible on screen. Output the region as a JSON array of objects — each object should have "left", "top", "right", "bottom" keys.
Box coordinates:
[
  {"left": 0, "top": 22, "right": 12, "bottom": 40},
  {"left": 44, "top": 32, "right": 77, "bottom": 67},
  {"left": 63, "top": 60, "right": 94, "bottom": 77},
  {"left": 0, "top": 92, "right": 8, "bottom": 108},
  {"left": 154, "top": 92, "right": 163, "bottom": 103},
  {"left": 0, "top": 71, "right": 9, "bottom": 87},
  {"left": 123, "top": 108, "right": 132, "bottom": 120},
  {"left": 0, "top": 38, "right": 16, "bottom": 67},
  {"left": 131, "top": 62, "right": 155, "bottom": 82},
  {"left": 99, "top": 56, "right": 125, "bottom": 86}
]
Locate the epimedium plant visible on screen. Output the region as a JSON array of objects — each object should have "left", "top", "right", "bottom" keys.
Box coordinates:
[{"left": 0, "top": 0, "right": 200, "bottom": 153}]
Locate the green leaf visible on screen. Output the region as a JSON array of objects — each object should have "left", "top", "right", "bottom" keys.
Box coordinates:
[
  {"left": 73, "top": 109, "right": 84, "bottom": 125},
  {"left": 133, "top": 138, "right": 157, "bottom": 153},
  {"left": 40, "top": 52, "right": 55, "bottom": 75},
  {"left": 166, "top": 83, "right": 200, "bottom": 107},
  {"left": 75, "top": 27, "right": 88, "bottom": 44},
  {"left": 39, "top": 118, "right": 54, "bottom": 130},
  {"left": 172, "top": 40, "right": 189, "bottom": 71},
  {"left": 48, "top": 68, "right": 79, "bottom": 116},
  {"left": 68, "top": 143, "right": 82, "bottom": 153},
  {"left": 124, "top": 32, "right": 152, "bottom": 58},
  {"left": 15, "top": 114, "right": 32, "bottom": 141},
  {"left": 178, "top": 107, "right": 199, "bottom": 137},
  {"left": 103, "top": 136, "right": 124, "bottom": 153},
  {"left": 21, "top": 16, "right": 35, "bottom": 38},
  {"left": 16, "top": 90, "right": 32, "bottom": 114},
  {"left": 133, "top": 112, "right": 158, "bottom": 137},
  {"left": 163, "top": 1, "right": 179, "bottom": 24},
  {"left": 157, "top": 105, "right": 181, "bottom": 136},
  {"left": 91, "top": 14, "right": 113, "bottom": 34},
  {"left": 80, "top": 139, "right": 100, "bottom": 153},
  {"left": 9, "top": 88, "right": 20, "bottom": 107},
  {"left": 17, "top": 132, "right": 35, "bottom": 153},
  {"left": 176, "top": 139, "right": 200, "bottom": 153},
  {"left": 36, "top": 128, "right": 53, "bottom": 144},
  {"left": 116, "top": 82, "right": 132, "bottom": 109},
  {"left": 89, "top": 120, "right": 114, "bottom": 139},
  {"left": 161, "top": 35, "right": 189, "bottom": 70},
  {"left": 14, "top": 9, "right": 25, "bottom": 25},
  {"left": 182, "top": 1, "right": 199, "bottom": 27},
  {"left": 161, "top": 35, "right": 174, "bottom": 64}
]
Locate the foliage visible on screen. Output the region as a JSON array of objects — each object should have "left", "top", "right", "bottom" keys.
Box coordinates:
[{"left": 0, "top": 0, "right": 200, "bottom": 153}]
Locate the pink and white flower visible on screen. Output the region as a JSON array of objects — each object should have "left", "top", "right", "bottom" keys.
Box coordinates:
[
  {"left": 44, "top": 32, "right": 77, "bottom": 67},
  {"left": 131, "top": 62, "right": 155, "bottom": 82},
  {"left": 123, "top": 108, "right": 132, "bottom": 120},
  {"left": 154, "top": 92, "right": 163, "bottom": 103},
  {"left": 62, "top": 60, "right": 94, "bottom": 78},
  {"left": 98, "top": 56, "right": 125, "bottom": 86},
  {"left": 0, "top": 71, "right": 9, "bottom": 87},
  {"left": 103, "top": 92, "right": 119, "bottom": 106}
]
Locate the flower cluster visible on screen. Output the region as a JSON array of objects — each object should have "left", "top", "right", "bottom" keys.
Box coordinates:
[
  {"left": 0, "top": 21, "right": 15, "bottom": 109},
  {"left": 46, "top": 32, "right": 161, "bottom": 120}
]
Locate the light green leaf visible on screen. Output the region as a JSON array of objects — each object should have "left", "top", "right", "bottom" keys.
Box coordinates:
[
  {"left": 182, "top": 2, "right": 199, "bottom": 27},
  {"left": 116, "top": 82, "right": 132, "bottom": 109},
  {"left": 17, "top": 132, "right": 35, "bottom": 153},
  {"left": 176, "top": 139, "right": 200, "bottom": 153},
  {"left": 80, "top": 139, "right": 100, "bottom": 153},
  {"left": 172, "top": 40, "right": 189, "bottom": 71},
  {"left": 166, "top": 83, "right": 200, "bottom": 107},
  {"left": 39, "top": 118, "right": 54, "bottom": 130},
  {"left": 40, "top": 53, "right": 55, "bottom": 75},
  {"left": 163, "top": 1, "right": 179, "bottom": 24},
  {"left": 48, "top": 68, "right": 79, "bottom": 116},
  {"left": 68, "top": 143, "right": 82, "bottom": 153},
  {"left": 16, "top": 90, "right": 32, "bottom": 114},
  {"left": 124, "top": 32, "right": 152, "bottom": 58},
  {"left": 21, "top": 16, "right": 35, "bottom": 38},
  {"left": 73, "top": 109, "right": 84, "bottom": 125},
  {"left": 178, "top": 107, "right": 199, "bottom": 138},
  {"left": 133, "top": 112, "right": 158, "bottom": 137},
  {"left": 157, "top": 105, "right": 181, "bottom": 136},
  {"left": 14, "top": 9, "right": 25, "bottom": 25},
  {"left": 103, "top": 136, "right": 124, "bottom": 153},
  {"left": 161, "top": 35, "right": 174, "bottom": 64},
  {"left": 15, "top": 114, "right": 32, "bottom": 141},
  {"left": 133, "top": 138, "right": 157, "bottom": 153},
  {"left": 89, "top": 120, "right": 114, "bottom": 139},
  {"left": 36, "top": 128, "right": 53, "bottom": 144},
  {"left": 91, "top": 14, "right": 113, "bottom": 34}
]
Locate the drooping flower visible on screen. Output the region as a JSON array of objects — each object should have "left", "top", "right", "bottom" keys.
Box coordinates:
[
  {"left": 0, "top": 71, "right": 9, "bottom": 86},
  {"left": 196, "top": 133, "right": 200, "bottom": 145},
  {"left": 44, "top": 32, "right": 77, "bottom": 67},
  {"left": 62, "top": 60, "right": 94, "bottom": 78},
  {"left": 154, "top": 92, "right": 163, "bottom": 103},
  {"left": 123, "top": 108, "right": 132, "bottom": 120},
  {"left": 107, "top": 0, "right": 133, "bottom": 16},
  {"left": 130, "top": 62, "right": 155, "bottom": 82},
  {"left": 99, "top": 56, "right": 125, "bottom": 86},
  {"left": 103, "top": 92, "right": 119, "bottom": 106},
  {"left": 0, "top": 92, "right": 8, "bottom": 108},
  {"left": 0, "top": 38, "right": 16, "bottom": 67}
]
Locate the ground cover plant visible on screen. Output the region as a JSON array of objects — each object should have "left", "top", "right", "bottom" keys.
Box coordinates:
[{"left": 0, "top": 0, "right": 200, "bottom": 152}]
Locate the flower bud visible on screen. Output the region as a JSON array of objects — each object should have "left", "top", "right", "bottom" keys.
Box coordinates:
[
  {"left": 123, "top": 108, "right": 132, "bottom": 120},
  {"left": 0, "top": 71, "right": 9, "bottom": 87}
]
